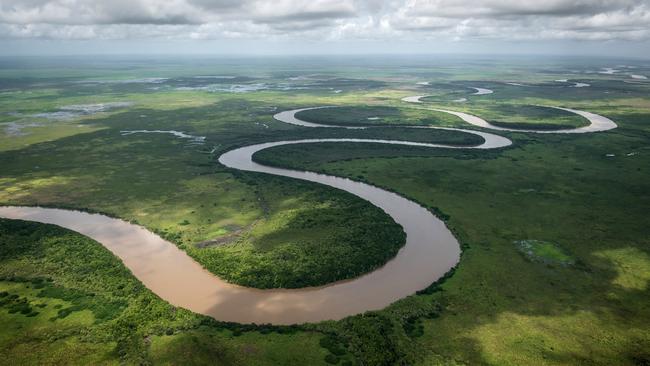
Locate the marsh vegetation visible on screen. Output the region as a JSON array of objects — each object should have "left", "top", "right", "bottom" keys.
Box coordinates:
[{"left": 1, "top": 56, "right": 649, "bottom": 365}]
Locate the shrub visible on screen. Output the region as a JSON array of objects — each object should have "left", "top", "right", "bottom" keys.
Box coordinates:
[
  {"left": 320, "top": 336, "right": 347, "bottom": 356},
  {"left": 325, "top": 354, "right": 340, "bottom": 364}
]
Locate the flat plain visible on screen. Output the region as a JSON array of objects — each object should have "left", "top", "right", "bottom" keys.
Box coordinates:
[{"left": 0, "top": 56, "right": 649, "bottom": 365}]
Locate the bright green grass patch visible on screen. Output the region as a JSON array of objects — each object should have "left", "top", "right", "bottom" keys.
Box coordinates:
[
  {"left": 0, "top": 282, "right": 95, "bottom": 343},
  {"left": 0, "top": 122, "right": 103, "bottom": 152},
  {"left": 516, "top": 240, "right": 575, "bottom": 266},
  {"left": 595, "top": 247, "right": 650, "bottom": 291},
  {"left": 0, "top": 282, "right": 112, "bottom": 366}
]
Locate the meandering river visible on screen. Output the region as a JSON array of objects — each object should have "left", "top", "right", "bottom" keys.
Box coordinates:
[{"left": 0, "top": 95, "right": 616, "bottom": 324}]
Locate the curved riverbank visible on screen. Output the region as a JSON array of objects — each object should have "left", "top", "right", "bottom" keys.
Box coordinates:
[
  {"left": 400, "top": 97, "right": 617, "bottom": 133},
  {"left": 0, "top": 135, "right": 506, "bottom": 324},
  {"left": 273, "top": 107, "right": 512, "bottom": 149},
  {"left": 0, "top": 95, "right": 616, "bottom": 325},
  {"left": 1, "top": 134, "right": 470, "bottom": 325}
]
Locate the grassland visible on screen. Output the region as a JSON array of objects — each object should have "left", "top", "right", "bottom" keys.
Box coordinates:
[
  {"left": 257, "top": 105, "right": 650, "bottom": 365},
  {"left": 1, "top": 55, "right": 649, "bottom": 365}
]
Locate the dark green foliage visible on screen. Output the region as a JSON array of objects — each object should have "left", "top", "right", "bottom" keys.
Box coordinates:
[
  {"left": 333, "top": 313, "right": 404, "bottom": 366},
  {"left": 296, "top": 106, "right": 402, "bottom": 126},
  {"left": 403, "top": 317, "right": 424, "bottom": 338},
  {"left": 37, "top": 285, "right": 127, "bottom": 322},
  {"left": 0, "top": 219, "right": 198, "bottom": 362},
  {"left": 490, "top": 121, "right": 574, "bottom": 130},
  {"left": 0, "top": 291, "right": 38, "bottom": 317},
  {"left": 54, "top": 306, "right": 76, "bottom": 319},
  {"left": 416, "top": 267, "right": 456, "bottom": 295},
  {"left": 325, "top": 354, "right": 340, "bottom": 364},
  {"left": 428, "top": 206, "right": 451, "bottom": 221},
  {"left": 320, "top": 336, "right": 347, "bottom": 356},
  {"left": 192, "top": 174, "right": 407, "bottom": 289}
]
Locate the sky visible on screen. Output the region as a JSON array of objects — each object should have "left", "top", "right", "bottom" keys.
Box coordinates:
[{"left": 1, "top": 0, "right": 650, "bottom": 57}]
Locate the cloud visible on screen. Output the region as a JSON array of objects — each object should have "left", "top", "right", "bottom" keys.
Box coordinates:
[
  {"left": 0, "top": 0, "right": 196, "bottom": 25},
  {"left": 250, "top": 0, "right": 356, "bottom": 22},
  {"left": 402, "top": 0, "right": 641, "bottom": 18},
  {"left": 0, "top": 0, "right": 648, "bottom": 45},
  {"left": 387, "top": 0, "right": 650, "bottom": 41}
]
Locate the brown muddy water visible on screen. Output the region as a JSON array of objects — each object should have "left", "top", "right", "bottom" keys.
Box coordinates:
[
  {"left": 0, "top": 136, "right": 467, "bottom": 325},
  {"left": 1, "top": 97, "right": 615, "bottom": 324}
]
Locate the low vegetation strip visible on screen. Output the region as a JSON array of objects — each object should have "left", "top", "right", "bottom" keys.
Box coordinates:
[{"left": 293, "top": 105, "right": 459, "bottom": 127}]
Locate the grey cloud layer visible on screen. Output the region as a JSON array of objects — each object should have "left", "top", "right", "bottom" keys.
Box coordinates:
[{"left": 1, "top": 0, "right": 648, "bottom": 42}]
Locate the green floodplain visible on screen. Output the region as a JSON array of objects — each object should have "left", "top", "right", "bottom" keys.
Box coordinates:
[{"left": 0, "top": 55, "right": 649, "bottom": 365}]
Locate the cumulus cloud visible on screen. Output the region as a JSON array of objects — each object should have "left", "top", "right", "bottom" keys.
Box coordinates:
[
  {"left": 0, "top": 0, "right": 648, "bottom": 43},
  {"left": 388, "top": 0, "right": 650, "bottom": 41},
  {"left": 402, "top": 0, "right": 640, "bottom": 18}
]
